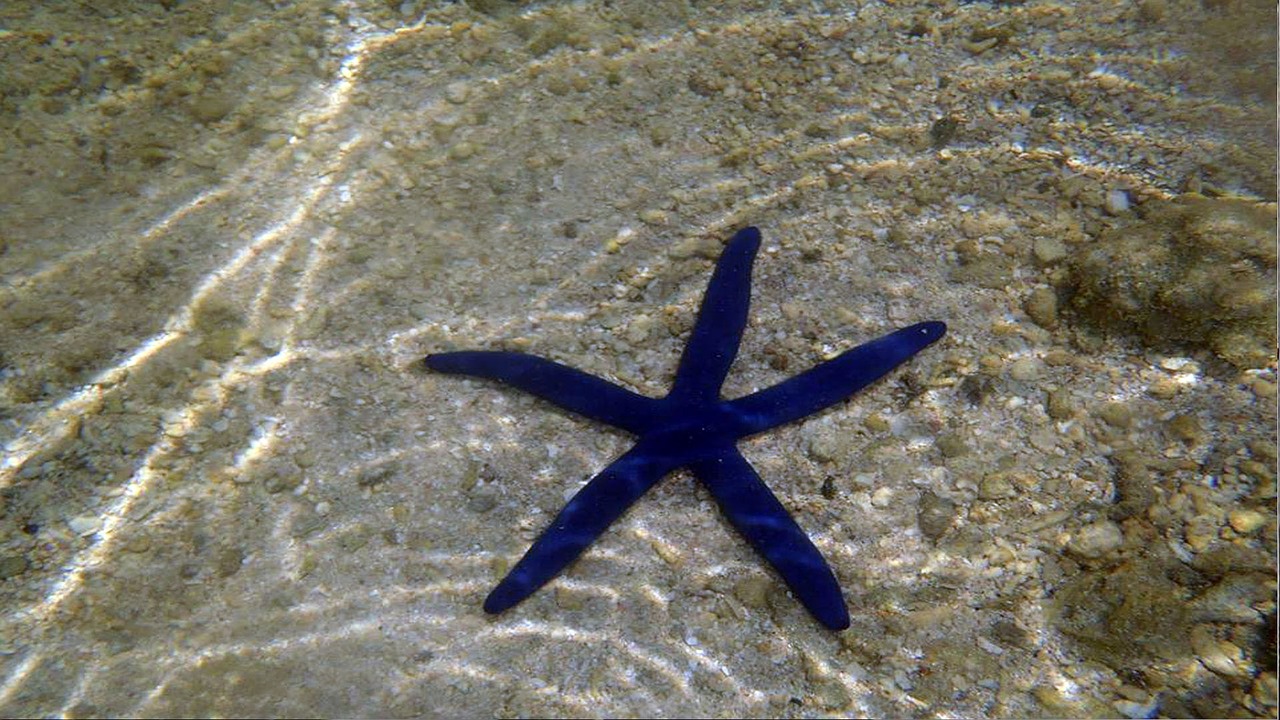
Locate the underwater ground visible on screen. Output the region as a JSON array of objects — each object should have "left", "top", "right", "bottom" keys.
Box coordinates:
[{"left": 0, "top": 0, "right": 1275, "bottom": 716}]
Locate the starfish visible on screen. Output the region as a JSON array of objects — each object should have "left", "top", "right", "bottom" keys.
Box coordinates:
[{"left": 425, "top": 227, "right": 945, "bottom": 630}]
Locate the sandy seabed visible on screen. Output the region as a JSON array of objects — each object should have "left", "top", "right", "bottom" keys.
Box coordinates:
[{"left": 0, "top": 1, "right": 1275, "bottom": 717}]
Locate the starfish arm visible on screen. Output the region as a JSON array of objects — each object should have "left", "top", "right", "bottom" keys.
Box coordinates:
[
  {"left": 484, "top": 438, "right": 681, "bottom": 614},
  {"left": 728, "top": 321, "right": 946, "bottom": 435},
  {"left": 669, "top": 226, "right": 761, "bottom": 402},
  {"left": 689, "top": 446, "right": 849, "bottom": 630},
  {"left": 425, "top": 351, "right": 660, "bottom": 434}
]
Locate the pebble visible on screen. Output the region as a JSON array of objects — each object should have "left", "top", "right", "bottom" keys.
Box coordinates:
[
  {"left": 1024, "top": 288, "right": 1059, "bottom": 329},
  {"left": 0, "top": 556, "right": 30, "bottom": 579},
  {"left": 1104, "top": 189, "right": 1131, "bottom": 215},
  {"left": 1190, "top": 625, "right": 1251, "bottom": 677},
  {"left": 1113, "top": 697, "right": 1159, "bottom": 719},
  {"left": 1009, "top": 357, "right": 1042, "bottom": 382},
  {"left": 68, "top": 515, "right": 103, "bottom": 536},
  {"left": 1032, "top": 236, "right": 1068, "bottom": 265},
  {"left": 554, "top": 586, "right": 584, "bottom": 610},
  {"left": 733, "top": 575, "right": 772, "bottom": 610},
  {"left": 979, "top": 473, "right": 1017, "bottom": 500},
  {"left": 445, "top": 81, "right": 470, "bottom": 104},
  {"left": 917, "top": 490, "right": 957, "bottom": 541},
  {"left": 870, "top": 487, "right": 894, "bottom": 508},
  {"left": 807, "top": 431, "right": 843, "bottom": 464},
  {"left": 1191, "top": 572, "right": 1272, "bottom": 622},
  {"left": 1098, "top": 402, "right": 1133, "bottom": 428},
  {"left": 1253, "top": 673, "right": 1278, "bottom": 708},
  {"left": 935, "top": 432, "right": 970, "bottom": 458},
  {"left": 1227, "top": 508, "right": 1267, "bottom": 533},
  {"left": 1046, "top": 388, "right": 1075, "bottom": 419},
  {"left": 1066, "top": 520, "right": 1123, "bottom": 558},
  {"left": 1165, "top": 414, "right": 1202, "bottom": 443}
]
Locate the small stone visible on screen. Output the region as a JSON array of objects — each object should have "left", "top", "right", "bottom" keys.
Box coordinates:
[
  {"left": 1191, "top": 573, "right": 1273, "bottom": 622},
  {"left": 990, "top": 620, "right": 1031, "bottom": 648},
  {"left": 626, "top": 314, "right": 655, "bottom": 345},
  {"left": 917, "top": 490, "right": 957, "bottom": 541},
  {"left": 1228, "top": 508, "right": 1267, "bottom": 534},
  {"left": 1032, "top": 236, "right": 1068, "bottom": 265},
  {"left": 1147, "top": 378, "right": 1180, "bottom": 399},
  {"left": 263, "top": 460, "right": 303, "bottom": 494},
  {"left": 979, "top": 473, "right": 1017, "bottom": 500},
  {"left": 1113, "top": 698, "right": 1159, "bottom": 719},
  {"left": 1105, "top": 189, "right": 1131, "bottom": 215},
  {"left": 733, "top": 575, "right": 772, "bottom": 610},
  {"left": 1009, "top": 357, "right": 1042, "bottom": 382},
  {"left": 189, "top": 93, "right": 235, "bottom": 122},
  {"left": 1184, "top": 521, "right": 1217, "bottom": 552},
  {"left": 1034, "top": 686, "right": 1081, "bottom": 716},
  {"left": 466, "top": 489, "right": 498, "bottom": 513},
  {"left": 639, "top": 209, "right": 668, "bottom": 226},
  {"left": 1066, "top": 520, "right": 1123, "bottom": 558},
  {"left": 1138, "top": 0, "right": 1167, "bottom": 22},
  {"left": 1191, "top": 625, "right": 1251, "bottom": 677},
  {"left": 124, "top": 533, "right": 152, "bottom": 553},
  {"left": 555, "top": 586, "right": 584, "bottom": 610},
  {"left": 1098, "top": 402, "right": 1133, "bottom": 428},
  {"left": 1252, "top": 673, "right": 1278, "bottom": 708},
  {"left": 1024, "top": 288, "right": 1059, "bottom": 329},
  {"left": 807, "top": 432, "right": 843, "bottom": 464},
  {"left": 0, "top": 555, "right": 29, "bottom": 579},
  {"left": 1250, "top": 378, "right": 1278, "bottom": 400},
  {"left": 870, "top": 487, "right": 894, "bottom": 508},
  {"left": 215, "top": 546, "right": 245, "bottom": 578},
  {"left": 1046, "top": 388, "right": 1075, "bottom": 419},
  {"left": 293, "top": 448, "right": 319, "bottom": 468},
  {"left": 444, "top": 81, "right": 470, "bottom": 104},
  {"left": 68, "top": 515, "right": 103, "bottom": 536},
  {"left": 357, "top": 465, "right": 395, "bottom": 488},
  {"left": 1166, "top": 414, "right": 1203, "bottom": 443},
  {"left": 935, "top": 432, "right": 970, "bottom": 458},
  {"left": 1043, "top": 350, "right": 1075, "bottom": 367}
]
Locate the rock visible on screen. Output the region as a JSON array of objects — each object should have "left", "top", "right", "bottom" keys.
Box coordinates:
[{"left": 1190, "top": 572, "right": 1273, "bottom": 622}]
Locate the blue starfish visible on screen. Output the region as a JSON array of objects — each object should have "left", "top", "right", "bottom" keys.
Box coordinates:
[{"left": 426, "top": 227, "right": 945, "bottom": 630}]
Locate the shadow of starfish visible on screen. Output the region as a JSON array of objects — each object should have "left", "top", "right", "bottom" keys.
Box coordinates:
[{"left": 426, "top": 227, "right": 945, "bottom": 630}]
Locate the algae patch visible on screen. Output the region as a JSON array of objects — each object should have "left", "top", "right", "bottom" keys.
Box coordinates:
[
  {"left": 1049, "top": 557, "right": 1192, "bottom": 667},
  {"left": 1066, "top": 194, "right": 1276, "bottom": 368}
]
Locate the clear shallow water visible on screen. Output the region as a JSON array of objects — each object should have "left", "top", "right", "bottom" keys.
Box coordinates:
[{"left": 0, "top": 1, "right": 1275, "bottom": 716}]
